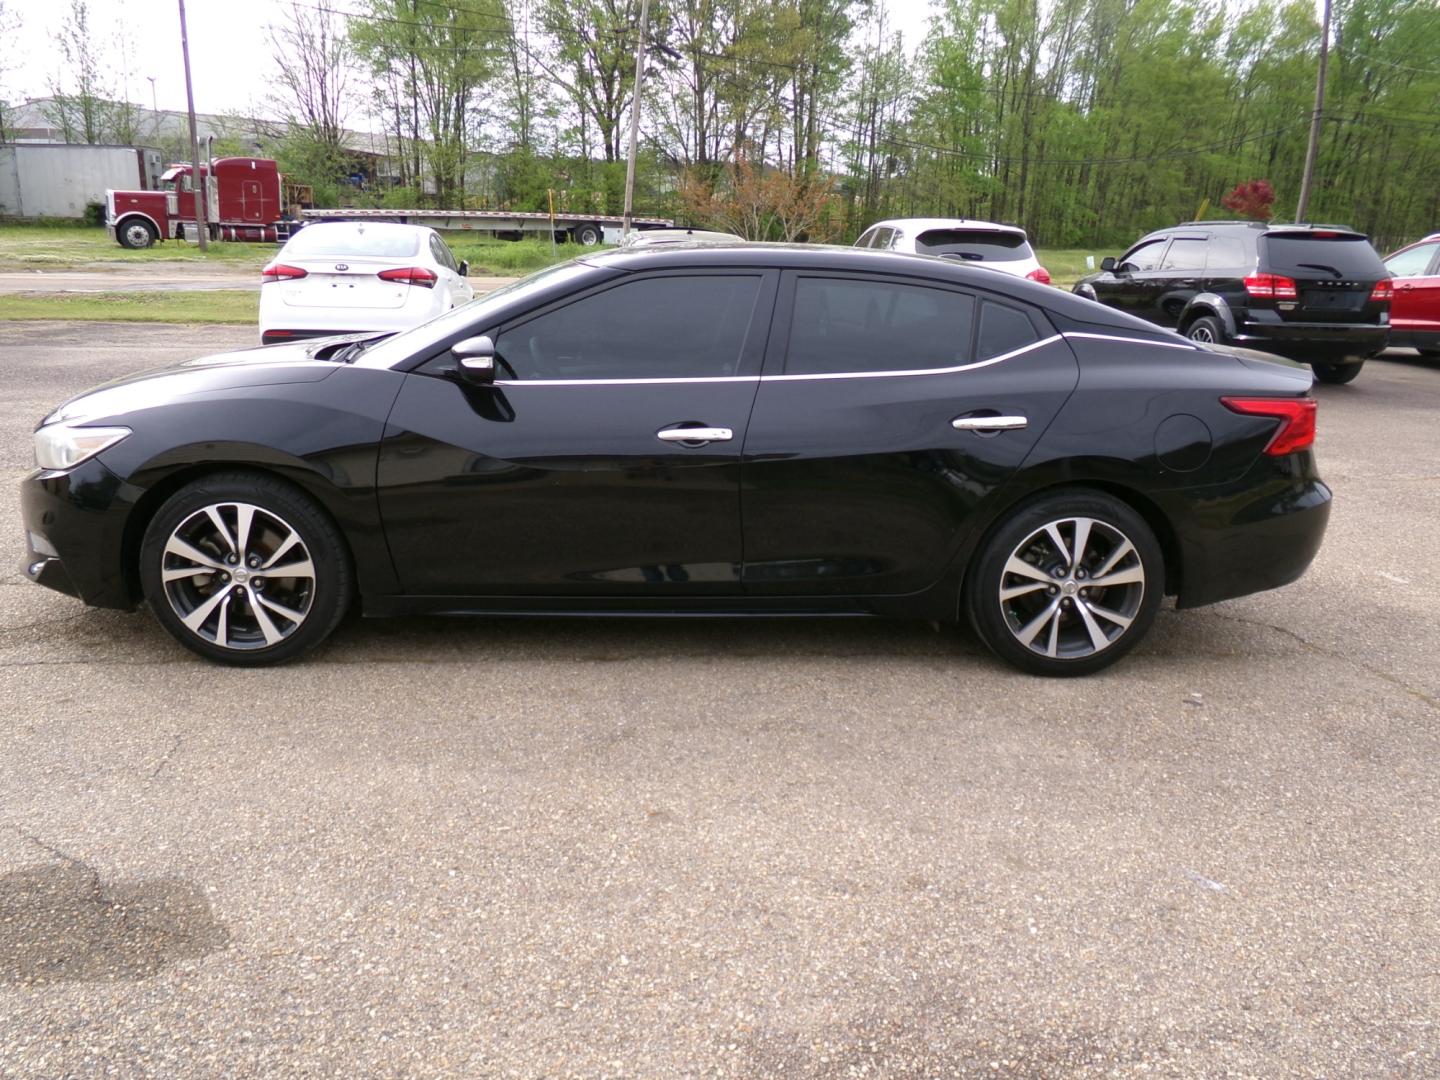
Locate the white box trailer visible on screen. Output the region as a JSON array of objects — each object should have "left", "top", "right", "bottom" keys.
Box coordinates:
[
  {"left": 300, "top": 206, "right": 672, "bottom": 246},
  {"left": 0, "top": 144, "right": 163, "bottom": 219}
]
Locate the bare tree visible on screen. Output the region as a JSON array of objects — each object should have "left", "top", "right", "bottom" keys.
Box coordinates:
[
  {"left": 44, "top": 0, "right": 116, "bottom": 143},
  {"left": 0, "top": 0, "right": 19, "bottom": 142},
  {"left": 269, "top": 1, "right": 352, "bottom": 159}
]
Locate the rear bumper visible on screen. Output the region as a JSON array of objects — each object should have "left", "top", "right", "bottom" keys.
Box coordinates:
[
  {"left": 1236, "top": 321, "right": 1388, "bottom": 362},
  {"left": 1173, "top": 464, "right": 1331, "bottom": 609},
  {"left": 260, "top": 328, "right": 356, "bottom": 345},
  {"left": 19, "top": 459, "right": 139, "bottom": 610}
]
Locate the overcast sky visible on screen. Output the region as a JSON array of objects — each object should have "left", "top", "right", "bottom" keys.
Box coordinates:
[
  {"left": 8, "top": 0, "right": 944, "bottom": 124},
  {"left": 7, "top": 0, "right": 938, "bottom": 127}
]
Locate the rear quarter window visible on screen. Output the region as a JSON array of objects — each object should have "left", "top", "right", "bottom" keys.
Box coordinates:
[
  {"left": 1261, "top": 233, "right": 1386, "bottom": 278},
  {"left": 977, "top": 301, "right": 1041, "bottom": 360},
  {"left": 914, "top": 229, "right": 1035, "bottom": 262}
]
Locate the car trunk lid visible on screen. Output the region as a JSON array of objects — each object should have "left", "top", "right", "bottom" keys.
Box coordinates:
[{"left": 275, "top": 256, "right": 418, "bottom": 309}]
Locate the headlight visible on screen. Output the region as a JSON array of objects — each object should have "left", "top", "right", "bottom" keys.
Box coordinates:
[{"left": 33, "top": 423, "right": 132, "bottom": 471}]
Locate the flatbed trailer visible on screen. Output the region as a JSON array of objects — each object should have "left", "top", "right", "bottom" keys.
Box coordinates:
[{"left": 299, "top": 207, "right": 672, "bottom": 246}]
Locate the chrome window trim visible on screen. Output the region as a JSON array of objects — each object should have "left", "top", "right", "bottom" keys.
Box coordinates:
[
  {"left": 1062, "top": 331, "right": 1198, "bottom": 352},
  {"left": 491, "top": 334, "right": 1066, "bottom": 387}
]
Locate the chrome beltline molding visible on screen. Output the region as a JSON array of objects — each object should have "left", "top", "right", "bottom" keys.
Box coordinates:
[{"left": 487, "top": 330, "right": 1195, "bottom": 388}]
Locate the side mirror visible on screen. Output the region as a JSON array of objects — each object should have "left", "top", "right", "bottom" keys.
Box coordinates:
[
  {"left": 451, "top": 335, "right": 497, "bottom": 384},
  {"left": 457, "top": 260, "right": 469, "bottom": 277},
  {"left": 1100, "top": 256, "right": 1117, "bottom": 272}
]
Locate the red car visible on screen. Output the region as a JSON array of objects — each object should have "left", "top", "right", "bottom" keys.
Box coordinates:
[{"left": 1384, "top": 233, "right": 1440, "bottom": 357}]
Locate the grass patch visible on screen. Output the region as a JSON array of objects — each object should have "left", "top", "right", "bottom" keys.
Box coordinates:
[
  {"left": 1036, "top": 249, "right": 1104, "bottom": 290},
  {"left": 0, "top": 224, "right": 275, "bottom": 271},
  {"left": 0, "top": 290, "right": 258, "bottom": 323},
  {"left": 449, "top": 235, "right": 602, "bottom": 275}
]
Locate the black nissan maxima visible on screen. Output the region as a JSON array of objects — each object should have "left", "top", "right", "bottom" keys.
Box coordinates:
[{"left": 20, "top": 245, "right": 1331, "bottom": 675}]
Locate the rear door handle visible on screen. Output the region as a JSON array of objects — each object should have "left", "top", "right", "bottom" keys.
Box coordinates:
[
  {"left": 953, "top": 415, "right": 1028, "bottom": 432},
  {"left": 657, "top": 426, "right": 733, "bottom": 444}
]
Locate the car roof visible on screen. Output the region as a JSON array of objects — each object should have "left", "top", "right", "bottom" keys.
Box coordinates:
[
  {"left": 577, "top": 243, "right": 1168, "bottom": 334},
  {"left": 865, "top": 217, "right": 1029, "bottom": 237},
  {"left": 294, "top": 221, "right": 434, "bottom": 236}
]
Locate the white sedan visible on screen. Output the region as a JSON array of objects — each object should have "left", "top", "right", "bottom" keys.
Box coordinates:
[
  {"left": 258, "top": 222, "right": 474, "bottom": 345},
  {"left": 855, "top": 217, "right": 1052, "bottom": 284}
]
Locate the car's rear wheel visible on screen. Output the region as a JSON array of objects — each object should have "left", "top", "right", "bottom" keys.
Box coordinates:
[
  {"left": 1313, "top": 360, "right": 1364, "bottom": 384},
  {"left": 139, "top": 473, "right": 351, "bottom": 665},
  {"left": 1416, "top": 347, "right": 1440, "bottom": 358},
  {"left": 1184, "top": 315, "right": 1227, "bottom": 345},
  {"left": 966, "top": 490, "right": 1164, "bottom": 676}
]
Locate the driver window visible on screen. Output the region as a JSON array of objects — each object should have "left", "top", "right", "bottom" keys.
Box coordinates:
[
  {"left": 496, "top": 275, "right": 762, "bottom": 381},
  {"left": 1385, "top": 242, "right": 1438, "bottom": 278},
  {"left": 1120, "top": 239, "right": 1169, "bottom": 272}
]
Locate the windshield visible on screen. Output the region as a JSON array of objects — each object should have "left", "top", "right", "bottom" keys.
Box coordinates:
[
  {"left": 914, "top": 228, "right": 1033, "bottom": 261},
  {"left": 284, "top": 224, "right": 422, "bottom": 259},
  {"left": 354, "top": 260, "right": 601, "bottom": 370}
]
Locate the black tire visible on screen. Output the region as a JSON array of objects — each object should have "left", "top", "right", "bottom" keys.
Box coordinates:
[
  {"left": 965, "top": 489, "right": 1165, "bottom": 677},
  {"left": 139, "top": 472, "right": 351, "bottom": 666},
  {"left": 1184, "top": 314, "right": 1227, "bottom": 346},
  {"left": 573, "top": 223, "right": 602, "bottom": 246},
  {"left": 1416, "top": 348, "right": 1440, "bottom": 358},
  {"left": 117, "top": 217, "right": 157, "bottom": 250},
  {"left": 1313, "top": 360, "right": 1364, "bottom": 384}
]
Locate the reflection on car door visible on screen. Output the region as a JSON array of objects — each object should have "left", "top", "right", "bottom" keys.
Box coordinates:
[
  {"left": 1096, "top": 237, "right": 1171, "bottom": 322},
  {"left": 377, "top": 271, "right": 777, "bottom": 595},
  {"left": 1154, "top": 235, "right": 1208, "bottom": 324},
  {"left": 739, "top": 272, "right": 1080, "bottom": 595}
]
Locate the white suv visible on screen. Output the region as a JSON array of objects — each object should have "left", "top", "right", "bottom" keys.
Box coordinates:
[{"left": 856, "top": 218, "right": 1051, "bottom": 284}]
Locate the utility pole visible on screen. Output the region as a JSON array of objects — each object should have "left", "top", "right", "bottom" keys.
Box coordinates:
[
  {"left": 178, "top": 0, "right": 209, "bottom": 250},
  {"left": 621, "top": 0, "right": 651, "bottom": 241},
  {"left": 1295, "top": 0, "right": 1331, "bottom": 224}
]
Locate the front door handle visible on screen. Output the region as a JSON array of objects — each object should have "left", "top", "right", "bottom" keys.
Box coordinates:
[
  {"left": 953, "top": 415, "right": 1027, "bottom": 433},
  {"left": 657, "top": 426, "right": 733, "bottom": 444}
]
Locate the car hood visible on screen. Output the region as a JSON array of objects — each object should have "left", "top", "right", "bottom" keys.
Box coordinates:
[{"left": 41, "top": 338, "right": 356, "bottom": 427}]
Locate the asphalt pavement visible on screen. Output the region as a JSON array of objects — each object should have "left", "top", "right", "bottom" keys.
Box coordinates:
[{"left": 1, "top": 322, "right": 1437, "bottom": 1077}]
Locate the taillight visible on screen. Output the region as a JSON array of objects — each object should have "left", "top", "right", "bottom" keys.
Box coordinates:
[
  {"left": 261, "top": 264, "right": 308, "bottom": 282},
  {"left": 1243, "top": 272, "right": 1298, "bottom": 300},
  {"left": 1025, "top": 266, "right": 1052, "bottom": 285},
  {"left": 1369, "top": 278, "right": 1393, "bottom": 303},
  {"left": 378, "top": 266, "right": 438, "bottom": 288},
  {"left": 1221, "top": 396, "right": 1317, "bottom": 456}
]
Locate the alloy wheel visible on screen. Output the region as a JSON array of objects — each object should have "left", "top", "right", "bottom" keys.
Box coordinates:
[
  {"left": 1188, "top": 325, "right": 1215, "bottom": 343},
  {"left": 160, "top": 501, "right": 316, "bottom": 651},
  {"left": 997, "top": 516, "right": 1146, "bottom": 660}
]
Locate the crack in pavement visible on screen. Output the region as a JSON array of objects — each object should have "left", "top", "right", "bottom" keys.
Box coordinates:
[{"left": 1197, "top": 609, "right": 1440, "bottom": 713}]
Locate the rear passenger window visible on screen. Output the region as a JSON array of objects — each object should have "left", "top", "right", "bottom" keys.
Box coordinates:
[
  {"left": 785, "top": 277, "right": 974, "bottom": 375},
  {"left": 977, "top": 301, "right": 1039, "bottom": 360}
]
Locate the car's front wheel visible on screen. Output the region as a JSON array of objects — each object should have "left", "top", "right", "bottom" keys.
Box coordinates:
[
  {"left": 1313, "top": 360, "right": 1364, "bottom": 384},
  {"left": 139, "top": 472, "right": 351, "bottom": 665},
  {"left": 966, "top": 490, "right": 1164, "bottom": 676}
]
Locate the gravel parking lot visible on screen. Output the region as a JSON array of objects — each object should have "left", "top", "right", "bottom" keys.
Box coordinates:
[{"left": 2, "top": 321, "right": 1437, "bottom": 1077}]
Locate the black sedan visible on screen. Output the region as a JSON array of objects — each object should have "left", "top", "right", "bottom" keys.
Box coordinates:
[{"left": 20, "top": 245, "right": 1331, "bottom": 675}]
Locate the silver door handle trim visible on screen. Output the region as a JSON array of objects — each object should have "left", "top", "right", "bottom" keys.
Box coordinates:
[
  {"left": 952, "top": 415, "right": 1028, "bottom": 432},
  {"left": 657, "top": 426, "right": 733, "bottom": 443}
]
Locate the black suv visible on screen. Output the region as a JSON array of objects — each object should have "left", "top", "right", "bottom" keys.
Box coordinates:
[{"left": 1074, "top": 221, "right": 1392, "bottom": 383}]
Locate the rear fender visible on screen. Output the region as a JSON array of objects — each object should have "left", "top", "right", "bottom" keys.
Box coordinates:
[{"left": 1179, "top": 293, "right": 1238, "bottom": 338}]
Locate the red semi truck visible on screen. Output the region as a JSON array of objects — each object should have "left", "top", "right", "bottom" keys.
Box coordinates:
[
  {"left": 106, "top": 155, "right": 670, "bottom": 250},
  {"left": 106, "top": 157, "right": 298, "bottom": 249}
]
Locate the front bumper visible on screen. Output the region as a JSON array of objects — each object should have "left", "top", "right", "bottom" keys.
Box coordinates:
[
  {"left": 19, "top": 458, "right": 140, "bottom": 610},
  {"left": 1173, "top": 464, "right": 1331, "bottom": 609}
]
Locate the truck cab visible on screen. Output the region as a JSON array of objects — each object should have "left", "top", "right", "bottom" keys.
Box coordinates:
[{"left": 106, "top": 157, "right": 287, "bottom": 249}]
